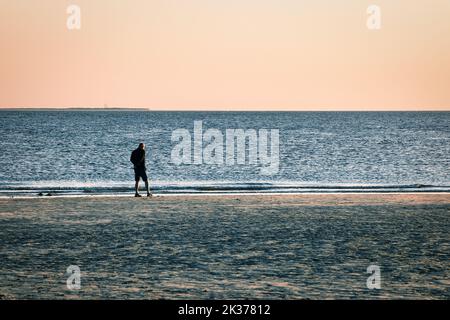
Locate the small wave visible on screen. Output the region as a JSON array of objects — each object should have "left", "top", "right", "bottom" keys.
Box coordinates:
[{"left": 0, "top": 181, "right": 449, "bottom": 197}]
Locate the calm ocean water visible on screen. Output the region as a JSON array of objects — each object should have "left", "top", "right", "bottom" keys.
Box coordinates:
[{"left": 0, "top": 111, "right": 449, "bottom": 196}]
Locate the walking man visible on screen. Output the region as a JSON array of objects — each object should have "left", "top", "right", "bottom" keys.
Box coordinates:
[{"left": 130, "top": 143, "right": 152, "bottom": 197}]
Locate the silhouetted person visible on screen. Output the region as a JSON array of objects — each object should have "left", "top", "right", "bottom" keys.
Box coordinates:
[{"left": 130, "top": 143, "right": 151, "bottom": 197}]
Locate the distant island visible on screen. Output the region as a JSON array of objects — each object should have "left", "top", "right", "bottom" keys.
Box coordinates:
[{"left": 0, "top": 107, "right": 151, "bottom": 111}]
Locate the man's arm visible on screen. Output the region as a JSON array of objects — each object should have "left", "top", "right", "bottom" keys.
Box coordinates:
[
  {"left": 138, "top": 150, "right": 146, "bottom": 167},
  {"left": 130, "top": 150, "right": 138, "bottom": 166}
]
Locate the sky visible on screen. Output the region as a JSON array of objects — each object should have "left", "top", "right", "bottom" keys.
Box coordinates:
[{"left": 1, "top": 0, "right": 449, "bottom": 110}]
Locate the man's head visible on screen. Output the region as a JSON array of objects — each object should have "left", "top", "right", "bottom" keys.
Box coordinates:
[{"left": 138, "top": 143, "right": 145, "bottom": 150}]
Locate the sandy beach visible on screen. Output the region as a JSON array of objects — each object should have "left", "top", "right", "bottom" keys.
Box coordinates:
[{"left": 1, "top": 193, "right": 449, "bottom": 299}]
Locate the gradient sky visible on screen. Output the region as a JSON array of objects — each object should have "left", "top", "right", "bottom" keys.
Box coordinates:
[{"left": 1, "top": 0, "right": 449, "bottom": 110}]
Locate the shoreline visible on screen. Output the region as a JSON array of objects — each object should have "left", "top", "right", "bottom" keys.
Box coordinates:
[
  {"left": 1, "top": 190, "right": 450, "bottom": 198},
  {"left": 2, "top": 192, "right": 450, "bottom": 205}
]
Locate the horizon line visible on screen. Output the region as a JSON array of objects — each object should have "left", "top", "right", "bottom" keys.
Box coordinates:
[{"left": 1, "top": 107, "right": 450, "bottom": 112}]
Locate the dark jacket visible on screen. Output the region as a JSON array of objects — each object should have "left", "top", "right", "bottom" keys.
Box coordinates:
[{"left": 130, "top": 148, "right": 146, "bottom": 169}]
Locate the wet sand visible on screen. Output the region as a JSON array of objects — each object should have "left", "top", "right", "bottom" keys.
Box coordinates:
[{"left": 0, "top": 193, "right": 449, "bottom": 299}]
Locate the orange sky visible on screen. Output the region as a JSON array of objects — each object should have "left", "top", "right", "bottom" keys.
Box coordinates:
[{"left": 1, "top": 0, "right": 449, "bottom": 110}]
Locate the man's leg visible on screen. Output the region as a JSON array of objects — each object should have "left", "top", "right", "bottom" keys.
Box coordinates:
[
  {"left": 145, "top": 180, "right": 152, "bottom": 197},
  {"left": 142, "top": 171, "right": 151, "bottom": 197},
  {"left": 135, "top": 178, "right": 141, "bottom": 197}
]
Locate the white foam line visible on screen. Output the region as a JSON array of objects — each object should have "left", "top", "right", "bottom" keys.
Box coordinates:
[{"left": 1, "top": 191, "right": 449, "bottom": 200}]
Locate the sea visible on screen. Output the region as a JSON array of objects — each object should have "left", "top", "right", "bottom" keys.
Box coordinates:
[{"left": 0, "top": 111, "right": 449, "bottom": 197}]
